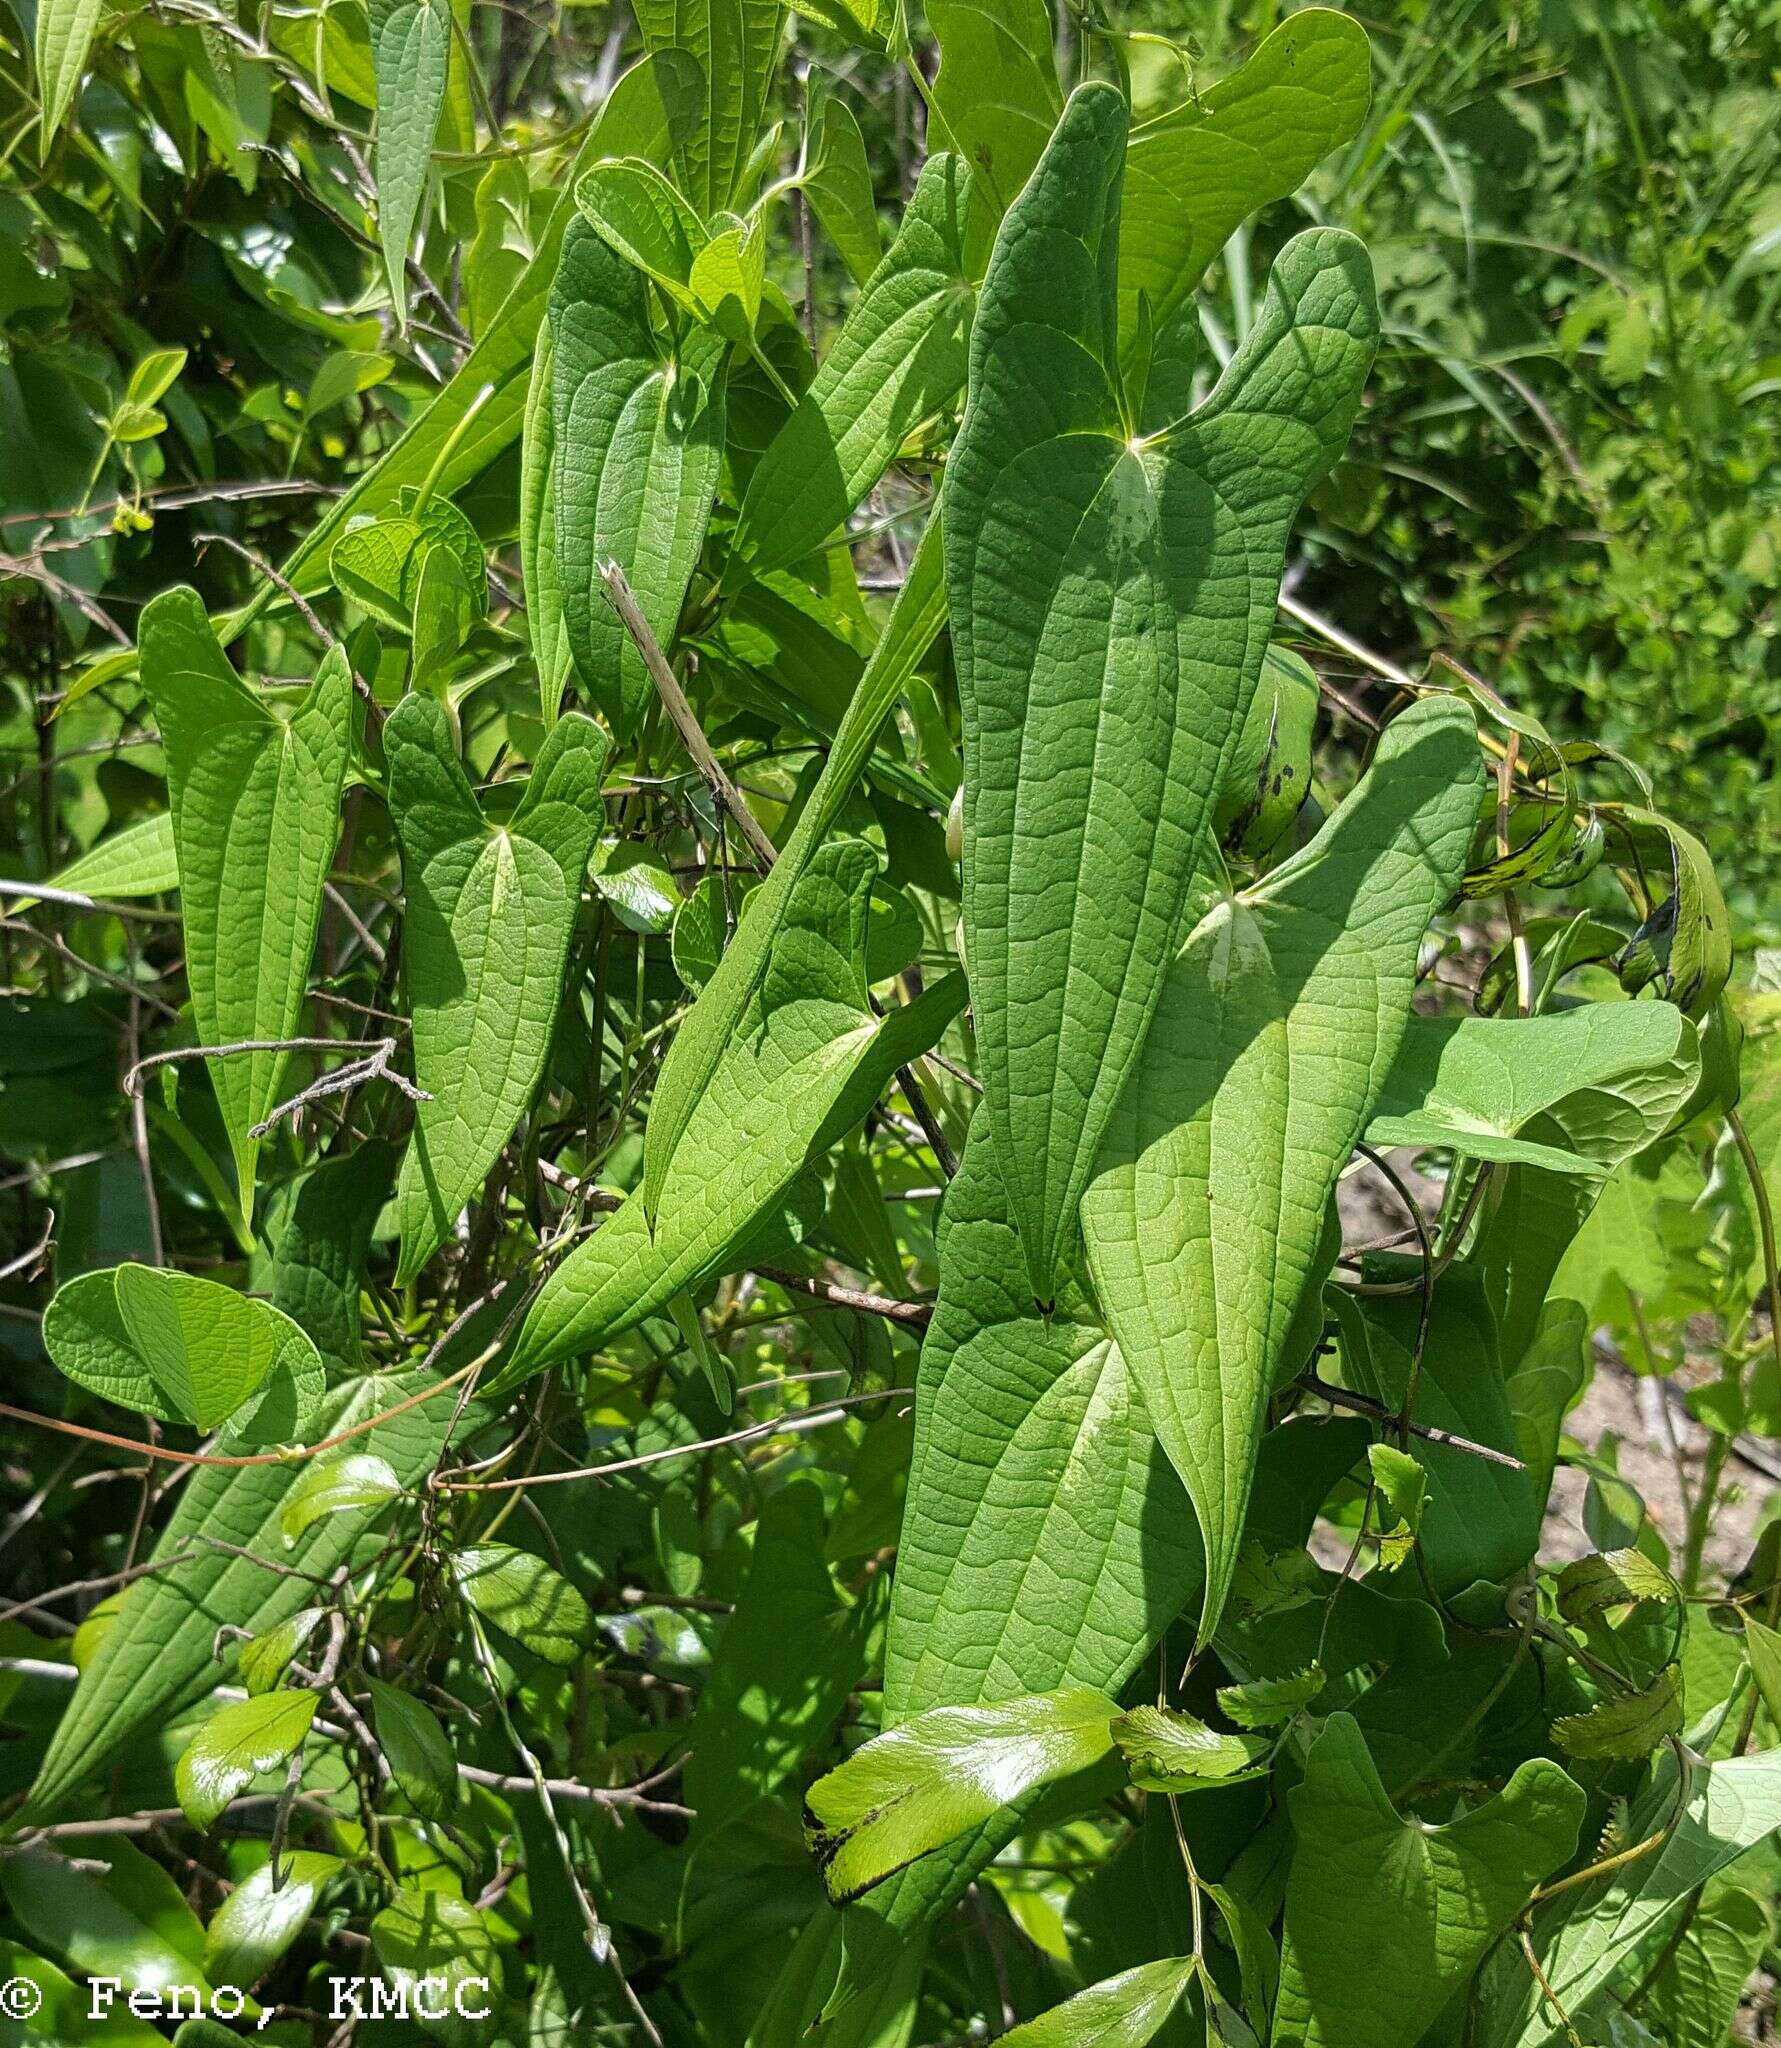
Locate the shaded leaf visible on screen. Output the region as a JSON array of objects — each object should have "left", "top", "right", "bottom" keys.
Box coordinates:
[
  {"left": 1081, "top": 697, "right": 1481, "bottom": 1639},
  {"left": 368, "top": 1677, "right": 459, "bottom": 1818},
  {"left": 1275, "top": 1713, "right": 1584, "bottom": 2048},
  {"left": 386, "top": 694, "right": 609, "bottom": 1281}
]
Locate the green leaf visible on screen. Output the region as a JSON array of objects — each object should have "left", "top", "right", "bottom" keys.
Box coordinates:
[
  {"left": 139, "top": 589, "right": 353, "bottom": 1213},
  {"left": 1216, "top": 1662, "right": 1323, "bottom": 1730},
  {"left": 996, "top": 1958, "right": 1198, "bottom": 2048},
  {"left": 590, "top": 840, "right": 680, "bottom": 933},
  {"left": 521, "top": 318, "right": 574, "bottom": 725},
  {"left": 239, "top": 1608, "right": 325, "bottom": 1696},
  {"left": 24, "top": 1368, "right": 473, "bottom": 1822},
  {"left": 265, "top": 1139, "right": 394, "bottom": 1377},
  {"left": 1081, "top": 696, "right": 1481, "bottom": 1641},
  {"left": 804, "top": 85, "right": 881, "bottom": 287},
  {"left": 1366, "top": 1001, "right": 1700, "bottom": 1177},
  {"left": 410, "top": 540, "right": 475, "bottom": 690},
  {"left": 926, "top": 0, "right": 1059, "bottom": 241},
  {"left": 862, "top": 1117, "right": 1202, "bottom": 1956},
  {"left": 1275, "top": 1713, "right": 1584, "bottom": 2048},
  {"left": 1108, "top": 1705, "right": 1271, "bottom": 1792},
  {"left": 502, "top": 839, "right": 965, "bottom": 1388},
  {"left": 175, "top": 1689, "right": 318, "bottom": 1830},
  {"left": 35, "top": 0, "right": 103, "bottom": 143},
  {"left": 948, "top": 78, "right": 1379, "bottom": 1303},
  {"left": 1557, "top": 1549, "right": 1680, "bottom": 1625},
  {"left": 1119, "top": 10, "right": 1372, "bottom": 347},
  {"left": 1334, "top": 1272, "right": 1540, "bottom": 1597},
  {"left": 1638, "top": 1882, "right": 1774, "bottom": 2048},
  {"left": 280, "top": 1450, "right": 404, "bottom": 1542},
  {"left": 44, "top": 1265, "right": 325, "bottom": 1439},
  {"left": 374, "top": 0, "right": 449, "bottom": 329},
  {"left": 119, "top": 1264, "right": 325, "bottom": 1437},
  {"left": 631, "top": 0, "right": 787, "bottom": 215},
  {"left": 304, "top": 349, "right": 396, "bottom": 425},
  {"left": 642, "top": 513, "right": 947, "bottom": 1223},
  {"left": 370, "top": 1890, "right": 499, "bottom": 2048},
  {"left": 686, "top": 1479, "right": 873, "bottom": 1841},
  {"left": 386, "top": 694, "right": 609, "bottom": 1282},
  {"left": 367, "top": 1677, "right": 459, "bottom": 1818},
  {"left": 1552, "top": 1665, "right": 1685, "bottom": 1761},
  {"left": 0, "top": 1842, "right": 211, "bottom": 2001},
  {"left": 271, "top": 47, "right": 705, "bottom": 605},
  {"left": 689, "top": 210, "right": 765, "bottom": 334},
  {"left": 1215, "top": 644, "right": 1320, "bottom": 858},
  {"left": 33, "top": 812, "right": 178, "bottom": 903},
  {"left": 1746, "top": 1614, "right": 1781, "bottom": 1728},
  {"left": 204, "top": 1852, "right": 342, "bottom": 1990},
  {"left": 803, "top": 1687, "right": 1117, "bottom": 1904},
  {"left": 1512, "top": 1746, "right": 1781, "bottom": 2046},
  {"left": 0, "top": 1937, "right": 166, "bottom": 2045},
  {"left": 731, "top": 153, "right": 973, "bottom": 577},
  {"left": 550, "top": 215, "right": 728, "bottom": 737},
  {"left": 1366, "top": 1442, "right": 1428, "bottom": 1571},
  {"left": 449, "top": 1545, "right": 591, "bottom": 1665},
  {"left": 1611, "top": 808, "right": 1731, "bottom": 1020},
  {"left": 466, "top": 157, "right": 534, "bottom": 338}
]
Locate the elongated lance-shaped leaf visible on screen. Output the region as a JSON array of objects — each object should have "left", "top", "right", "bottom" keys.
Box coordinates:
[
  {"left": 140, "top": 589, "right": 353, "bottom": 1217},
  {"left": 32, "top": 809, "right": 178, "bottom": 903},
  {"left": 731, "top": 154, "right": 973, "bottom": 577},
  {"left": 372, "top": 0, "right": 449, "bottom": 330},
  {"left": 258, "top": 49, "right": 704, "bottom": 608},
  {"left": 386, "top": 695, "right": 609, "bottom": 1282},
  {"left": 1119, "top": 10, "right": 1372, "bottom": 347},
  {"left": 641, "top": 515, "right": 946, "bottom": 1223},
  {"left": 1274, "top": 1713, "right": 1584, "bottom": 2048},
  {"left": 551, "top": 216, "right": 728, "bottom": 739},
  {"left": 22, "top": 1369, "right": 475, "bottom": 1822},
  {"left": 520, "top": 318, "right": 573, "bottom": 725},
  {"left": 1080, "top": 696, "right": 1482, "bottom": 1645},
  {"left": 499, "top": 839, "right": 965, "bottom": 1390},
  {"left": 946, "top": 80, "right": 1379, "bottom": 1306},
  {"left": 35, "top": 0, "right": 103, "bottom": 146},
  {"left": 632, "top": 0, "right": 787, "bottom": 215}
]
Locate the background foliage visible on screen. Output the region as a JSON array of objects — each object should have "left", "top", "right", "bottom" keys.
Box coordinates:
[{"left": 1, "top": 0, "right": 1780, "bottom": 2045}]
